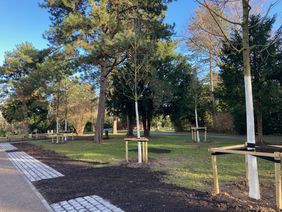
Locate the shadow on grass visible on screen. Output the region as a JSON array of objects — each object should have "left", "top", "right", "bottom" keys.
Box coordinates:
[{"left": 129, "top": 147, "right": 172, "bottom": 154}]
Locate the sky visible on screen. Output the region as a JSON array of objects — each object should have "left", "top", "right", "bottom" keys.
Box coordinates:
[{"left": 0, "top": 0, "right": 281, "bottom": 65}]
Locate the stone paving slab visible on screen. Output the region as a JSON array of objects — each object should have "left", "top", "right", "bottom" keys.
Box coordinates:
[
  {"left": 0, "top": 143, "right": 17, "bottom": 151},
  {"left": 7, "top": 151, "right": 64, "bottom": 182},
  {"left": 51, "top": 195, "right": 124, "bottom": 212}
]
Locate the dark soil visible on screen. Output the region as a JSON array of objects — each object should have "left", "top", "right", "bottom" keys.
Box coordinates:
[{"left": 14, "top": 143, "right": 276, "bottom": 212}]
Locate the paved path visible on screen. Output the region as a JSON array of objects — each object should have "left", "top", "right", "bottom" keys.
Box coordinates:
[
  {"left": 0, "top": 143, "right": 17, "bottom": 151},
  {"left": 51, "top": 195, "right": 124, "bottom": 212},
  {"left": 0, "top": 151, "right": 50, "bottom": 212},
  {"left": 8, "top": 151, "right": 64, "bottom": 182}
]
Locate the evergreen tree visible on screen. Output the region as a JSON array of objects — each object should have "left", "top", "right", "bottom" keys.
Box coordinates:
[
  {"left": 217, "top": 15, "right": 282, "bottom": 141},
  {"left": 42, "top": 0, "right": 173, "bottom": 143}
]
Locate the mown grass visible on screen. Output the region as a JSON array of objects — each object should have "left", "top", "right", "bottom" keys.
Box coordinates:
[{"left": 33, "top": 133, "right": 281, "bottom": 191}]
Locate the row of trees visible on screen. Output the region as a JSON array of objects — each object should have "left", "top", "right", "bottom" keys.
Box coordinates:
[
  {"left": 0, "top": 43, "right": 97, "bottom": 136},
  {"left": 1, "top": 0, "right": 280, "bottom": 142},
  {"left": 0, "top": 0, "right": 205, "bottom": 139}
]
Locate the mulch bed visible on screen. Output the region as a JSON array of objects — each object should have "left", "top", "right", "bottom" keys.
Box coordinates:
[{"left": 14, "top": 143, "right": 276, "bottom": 212}]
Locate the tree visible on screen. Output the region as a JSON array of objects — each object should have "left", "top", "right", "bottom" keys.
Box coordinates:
[
  {"left": 194, "top": 0, "right": 277, "bottom": 200},
  {"left": 0, "top": 43, "right": 55, "bottom": 136},
  {"left": 42, "top": 0, "right": 173, "bottom": 143},
  {"left": 187, "top": 2, "right": 228, "bottom": 111},
  {"left": 62, "top": 80, "right": 97, "bottom": 135},
  {"left": 52, "top": 79, "right": 97, "bottom": 134},
  {"left": 217, "top": 15, "right": 282, "bottom": 142}
]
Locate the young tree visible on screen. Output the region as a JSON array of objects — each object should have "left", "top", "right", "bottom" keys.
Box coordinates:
[{"left": 195, "top": 0, "right": 276, "bottom": 200}]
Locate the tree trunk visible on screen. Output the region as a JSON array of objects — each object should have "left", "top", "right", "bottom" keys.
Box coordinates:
[
  {"left": 127, "top": 114, "right": 134, "bottom": 136},
  {"left": 209, "top": 51, "right": 216, "bottom": 127},
  {"left": 64, "top": 119, "right": 68, "bottom": 141},
  {"left": 135, "top": 101, "right": 141, "bottom": 139},
  {"left": 142, "top": 115, "right": 147, "bottom": 136},
  {"left": 142, "top": 113, "right": 151, "bottom": 138},
  {"left": 56, "top": 116, "right": 59, "bottom": 143},
  {"left": 256, "top": 112, "right": 264, "bottom": 144},
  {"left": 22, "top": 101, "right": 29, "bottom": 138},
  {"left": 195, "top": 103, "right": 200, "bottom": 142},
  {"left": 242, "top": 0, "right": 260, "bottom": 200},
  {"left": 113, "top": 117, "right": 118, "bottom": 135},
  {"left": 145, "top": 118, "right": 151, "bottom": 137},
  {"left": 76, "top": 126, "right": 85, "bottom": 135},
  {"left": 94, "top": 72, "right": 108, "bottom": 144}
]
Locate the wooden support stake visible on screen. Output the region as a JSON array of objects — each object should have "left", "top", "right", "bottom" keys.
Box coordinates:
[
  {"left": 142, "top": 142, "right": 145, "bottom": 162},
  {"left": 245, "top": 155, "right": 249, "bottom": 186},
  {"left": 191, "top": 129, "right": 193, "bottom": 141},
  {"left": 145, "top": 142, "right": 148, "bottom": 163},
  {"left": 204, "top": 128, "right": 207, "bottom": 142},
  {"left": 211, "top": 154, "right": 220, "bottom": 194},
  {"left": 274, "top": 152, "right": 282, "bottom": 210},
  {"left": 125, "top": 141, "right": 128, "bottom": 162}
]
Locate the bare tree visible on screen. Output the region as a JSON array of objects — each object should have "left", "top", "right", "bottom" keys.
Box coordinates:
[
  {"left": 186, "top": 3, "right": 230, "bottom": 129},
  {"left": 115, "top": 12, "right": 155, "bottom": 162}
]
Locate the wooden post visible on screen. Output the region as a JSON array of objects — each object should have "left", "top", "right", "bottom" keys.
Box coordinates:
[
  {"left": 142, "top": 142, "right": 145, "bottom": 162},
  {"left": 211, "top": 154, "right": 220, "bottom": 194},
  {"left": 191, "top": 129, "right": 193, "bottom": 141},
  {"left": 245, "top": 155, "right": 249, "bottom": 186},
  {"left": 125, "top": 141, "right": 128, "bottom": 162},
  {"left": 274, "top": 152, "right": 282, "bottom": 210},
  {"left": 145, "top": 142, "right": 148, "bottom": 163}
]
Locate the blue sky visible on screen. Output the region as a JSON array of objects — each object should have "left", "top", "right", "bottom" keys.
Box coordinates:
[{"left": 0, "top": 0, "right": 281, "bottom": 65}]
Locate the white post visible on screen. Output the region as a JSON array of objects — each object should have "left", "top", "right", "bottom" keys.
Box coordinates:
[
  {"left": 56, "top": 117, "right": 59, "bottom": 143},
  {"left": 135, "top": 101, "right": 141, "bottom": 139},
  {"left": 244, "top": 75, "right": 260, "bottom": 199},
  {"left": 135, "top": 101, "right": 142, "bottom": 163},
  {"left": 64, "top": 119, "right": 67, "bottom": 142},
  {"left": 195, "top": 105, "right": 200, "bottom": 142}
]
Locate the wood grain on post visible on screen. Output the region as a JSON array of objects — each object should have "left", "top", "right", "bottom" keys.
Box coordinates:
[{"left": 211, "top": 154, "right": 219, "bottom": 194}]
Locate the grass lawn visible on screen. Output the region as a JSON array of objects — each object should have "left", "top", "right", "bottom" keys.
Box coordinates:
[{"left": 33, "top": 133, "right": 280, "bottom": 191}]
